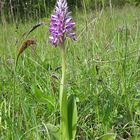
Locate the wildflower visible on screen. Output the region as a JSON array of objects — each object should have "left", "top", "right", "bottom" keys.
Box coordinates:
[
  {"left": 49, "top": 1, "right": 78, "bottom": 139},
  {"left": 49, "top": 0, "right": 76, "bottom": 47}
]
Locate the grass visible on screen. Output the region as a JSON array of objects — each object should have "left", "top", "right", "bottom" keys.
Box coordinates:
[{"left": 0, "top": 5, "right": 140, "bottom": 140}]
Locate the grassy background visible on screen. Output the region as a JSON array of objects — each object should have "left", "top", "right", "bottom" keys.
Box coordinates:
[{"left": 0, "top": 5, "right": 140, "bottom": 139}]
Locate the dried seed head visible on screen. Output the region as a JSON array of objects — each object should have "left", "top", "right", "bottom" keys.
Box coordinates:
[{"left": 16, "top": 39, "right": 36, "bottom": 66}]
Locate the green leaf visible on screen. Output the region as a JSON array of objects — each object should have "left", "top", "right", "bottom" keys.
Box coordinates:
[
  {"left": 44, "top": 123, "right": 60, "bottom": 140},
  {"left": 131, "top": 136, "right": 140, "bottom": 140},
  {"left": 67, "top": 94, "right": 78, "bottom": 140},
  {"left": 98, "top": 133, "right": 117, "bottom": 140},
  {"left": 31, "top": 83, "right": 55, "bottom": 107}
]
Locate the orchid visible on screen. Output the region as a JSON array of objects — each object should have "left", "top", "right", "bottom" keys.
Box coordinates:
[
  {"left": 49, "top": 0, "right": 77, "bottom": 140},
  {"left": 49, "top": 0, "right": 76, "bottom": 47}
]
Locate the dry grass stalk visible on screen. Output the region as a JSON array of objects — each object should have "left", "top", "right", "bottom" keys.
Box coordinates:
[{"left": 16, "top": 22, "right": 46, "bottom": 46}]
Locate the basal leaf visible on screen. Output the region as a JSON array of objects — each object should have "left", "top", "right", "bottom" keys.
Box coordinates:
[{"left": 67, "top": 94, "right": 77, "bottom": 140}]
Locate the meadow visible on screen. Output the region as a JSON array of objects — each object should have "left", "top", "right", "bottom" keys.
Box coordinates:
[{"left": 0, "top": 5, "right": 140, "bottom": 140}]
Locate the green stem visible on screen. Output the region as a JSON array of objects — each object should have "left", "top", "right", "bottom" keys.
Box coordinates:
[{"left": 60, "top": 45, "right": 69, "bottom": 140}]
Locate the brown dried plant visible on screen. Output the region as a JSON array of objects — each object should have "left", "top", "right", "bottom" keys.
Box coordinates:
[
  {"left": 15, "top": 22, "right": 47, "bottom": 67},
  {"left": 16, "top": 39, "right": 36, "bottom": 66}
]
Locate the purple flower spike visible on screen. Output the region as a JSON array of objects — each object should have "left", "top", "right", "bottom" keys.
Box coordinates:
[{"left": 49, "top": 0, "right": 76, "bottom": 47}]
